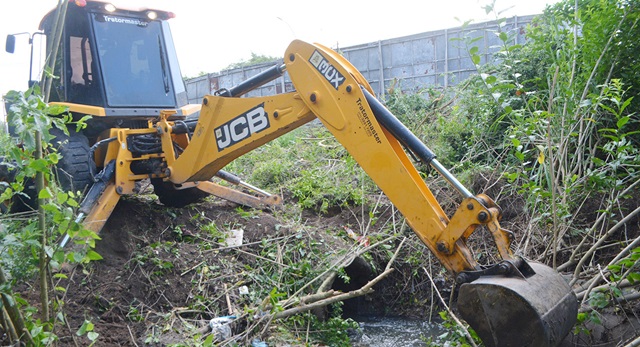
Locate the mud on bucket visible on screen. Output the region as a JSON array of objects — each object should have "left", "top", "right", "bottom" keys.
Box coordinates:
[{"left": 457, "top": 262, "right": 578, "bottom": 347}]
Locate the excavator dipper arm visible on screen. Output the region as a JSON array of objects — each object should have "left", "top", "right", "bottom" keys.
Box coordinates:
[
  {"left": 82, "top": 40, "right": 577, "bottom": 346},
  {"left": 282, "top": 41, "right": 577, "bottom": 347}
]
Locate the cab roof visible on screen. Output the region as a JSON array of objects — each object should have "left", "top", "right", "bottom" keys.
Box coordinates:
[{"left": 39, "top": 0, "right": 175, "bottom": 30}]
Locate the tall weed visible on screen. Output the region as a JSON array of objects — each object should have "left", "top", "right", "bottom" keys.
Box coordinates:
[
  {"left": 1, "top": 86, "right": 101, "bottom": 345},
  {"left": 452, "top": 0, "right": 640, "bottom": 306}
]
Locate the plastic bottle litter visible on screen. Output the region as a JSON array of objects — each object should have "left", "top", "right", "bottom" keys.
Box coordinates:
[
  {"left": 251, "top": 338, "right": 268, "bottom": 347},
  {"left": 209, "top": 315, "right": 236, "bottom": 341}
]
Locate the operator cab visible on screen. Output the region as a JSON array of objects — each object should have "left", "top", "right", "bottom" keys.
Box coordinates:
[{"left": 38, "top": 1, "right": 188, "bottom": 117}]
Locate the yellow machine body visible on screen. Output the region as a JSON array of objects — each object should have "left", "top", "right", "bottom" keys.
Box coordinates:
[
  {"left": 73, "top": 40, "right": 578, "bottom": 346},
  {"left": 10, "top": 2, "right": 577, "bottom": 343}
]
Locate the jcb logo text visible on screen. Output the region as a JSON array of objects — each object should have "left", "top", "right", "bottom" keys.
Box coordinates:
[{"left": 215, "top": 103, "right": 270, "bottom": 151}]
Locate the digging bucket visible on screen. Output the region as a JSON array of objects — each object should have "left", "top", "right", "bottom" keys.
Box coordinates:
[{"left": 457, "top": 262, "right": 578, "bottom": 347}]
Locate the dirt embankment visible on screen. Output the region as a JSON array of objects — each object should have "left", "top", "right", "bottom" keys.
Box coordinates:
[
  {"left": 10, "top": 188, "right": 640, "bottom": 346},
  {"left": 47, "top": 193, "right": 418, "bottom": 346}
]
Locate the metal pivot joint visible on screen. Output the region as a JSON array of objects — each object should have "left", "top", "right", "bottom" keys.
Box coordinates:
[{"left": 456, "top": 257, "right": 535, "bottom": 284}]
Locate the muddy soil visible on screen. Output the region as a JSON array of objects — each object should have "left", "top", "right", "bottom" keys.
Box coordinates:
[
  {"left": 44, "top": 193, "right": 400, "bottom": 346},
  {"left": 53, "top": 196, "right": 289, "bottom": 345},
  {"left": 6, "top": 191, "right": 640, "bottom": 346}
]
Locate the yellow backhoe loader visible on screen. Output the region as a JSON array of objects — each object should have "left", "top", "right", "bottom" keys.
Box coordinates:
[{"left": 5, "top": 1, "right": 578, "bottom": 346}]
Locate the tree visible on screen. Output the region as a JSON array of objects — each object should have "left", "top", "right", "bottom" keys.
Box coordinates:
[{"left": 224, "top": 52, "right": 280, "bottom": 70}]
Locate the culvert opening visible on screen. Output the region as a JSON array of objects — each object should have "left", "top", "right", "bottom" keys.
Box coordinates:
[{"left": 330, "top": 256, "right": 387, "bottom": 317}]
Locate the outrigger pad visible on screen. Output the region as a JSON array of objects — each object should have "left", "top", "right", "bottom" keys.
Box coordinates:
[{"left": 457, "top": 262, "right": 578, "bottom": 347}]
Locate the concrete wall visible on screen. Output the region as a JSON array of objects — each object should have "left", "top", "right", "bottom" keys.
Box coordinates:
[{"left": 185, "top": 15, "right": 534, "bottom": 104}]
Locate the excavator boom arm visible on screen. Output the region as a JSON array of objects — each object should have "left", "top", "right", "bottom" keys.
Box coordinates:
[
  {"left": 161, "top": 40, "right": 490, "bottom": 274},
  {"left": 84, "top": 40, "right": 577, "bottom": 347}
]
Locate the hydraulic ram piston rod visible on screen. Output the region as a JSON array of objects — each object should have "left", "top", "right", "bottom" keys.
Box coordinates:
[
  {"left": 363, "top": 88, "right": 474, "bottom": 199},
  {"left": 215, "top": 64, "right": 286, "bottom": 97}
]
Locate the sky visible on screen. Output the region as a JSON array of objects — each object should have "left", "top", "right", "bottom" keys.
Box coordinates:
[{"left": 0, "top": 0, "right": 560, "bottom": 115}]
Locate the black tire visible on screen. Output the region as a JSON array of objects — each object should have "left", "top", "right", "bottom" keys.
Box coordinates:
[
  {"left": 0, "top": 159, "right": 36, "bottom": 213},
  {"left": 0, "top": 127, "right": 95, "bottom": 213},
  {"left": 150, "top": 178, "right": 209, "bottom": 208},
  {"left": 50, "top": 127, "right": 96, "bottom": 194}
]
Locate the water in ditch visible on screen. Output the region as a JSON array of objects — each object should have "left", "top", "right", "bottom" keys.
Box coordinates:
[{"left": 350, "top": 315, "right": 446, "bottom": 347}]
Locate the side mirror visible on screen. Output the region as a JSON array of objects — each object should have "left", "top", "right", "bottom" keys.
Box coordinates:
[{"left": 6, "top": 34, "right": 16, "bottom": 53}]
